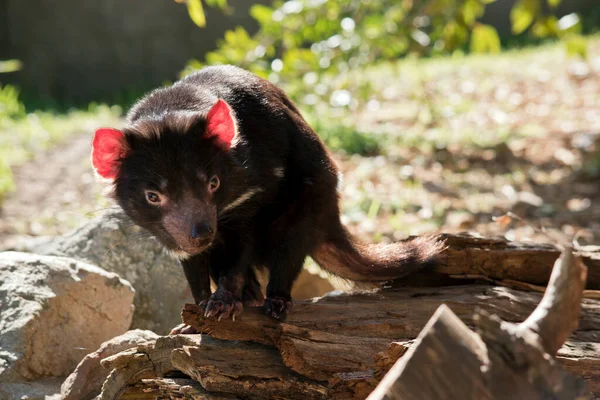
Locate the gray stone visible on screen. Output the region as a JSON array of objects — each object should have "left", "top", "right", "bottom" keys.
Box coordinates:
[
  {"left": 0, "top": 252, "right": 134, "bottom": 399},
  {"left": 0, "top": 377, "right": 64, "bottom": 400},
  {"left": 19, "top": 208, "right": 190, "bottom": 334}
]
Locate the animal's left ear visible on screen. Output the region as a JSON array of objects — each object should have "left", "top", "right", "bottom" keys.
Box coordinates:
[
  {"left": 205, "top": 99, "right": 238, "bottom": 151},
  {"left": 91, "top": 128, "right": 130, "bottom": 180}
]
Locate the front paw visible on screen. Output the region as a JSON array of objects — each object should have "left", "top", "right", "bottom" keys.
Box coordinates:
[
  {"left": 202, "top": 291, "right": 243, "bottom": 321},
  {"left": 264, "top": 297, "right": 293, "bottom": 321}
]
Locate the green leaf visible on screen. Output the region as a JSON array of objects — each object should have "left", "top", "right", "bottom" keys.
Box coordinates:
[
  {"left": 0, "top": 59, "right": 22, "bottom": 74},
  {"left": 250, "top": 4, "right": 274, "bottom": 25},
  {"left": 205, "top": 0, "right": 227, "bottom": 8},
  {"left": 547, "top": 0, "right": 561, "bottom": 8},
  {"left": 0, "top": 60, "right": 23, "bottom": 73},
  {"left": 564, "top": 34, "right": 588, "bottom": 59},
  {"left": 442, "top": 22, "right": 469, "bottom": 51},
  {"left": 532, "top": 16, "right": 558, "bottom": 38},
  {"left": 187, "top": 0, "right": 206, "bottom": 28},
  {"left": 470, "top": 24, "right": 501, "bottom": 53},
  {"left": 510, "top": 0, "right": 540, "bottom": 34},
  {"left": 461, "top": 0, "right": 485, "bottom": 26}
]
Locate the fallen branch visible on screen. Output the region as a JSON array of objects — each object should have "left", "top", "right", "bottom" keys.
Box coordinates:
[
  {"left": 432, "top": 233, "right": 600, "bottom": 288},
  {"left": 368, "top": 247, "right": 591, "bottom": 400}
]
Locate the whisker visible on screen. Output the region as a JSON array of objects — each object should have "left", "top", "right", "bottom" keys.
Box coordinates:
[{"left": 84, "top": 207, "right": 115, "bottom": 217}]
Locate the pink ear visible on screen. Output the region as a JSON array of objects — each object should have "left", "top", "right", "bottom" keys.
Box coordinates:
[
  {"left": 206, "top": 99, "right": 238, "bottom": 150},
  {"left": 91, "top": 128, "right": 129, "bottom": 180}
]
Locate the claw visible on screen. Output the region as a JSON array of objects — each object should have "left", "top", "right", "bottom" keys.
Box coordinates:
[
  {"left": 263, "top": 297, "right": 293, "bottom": 321},
  {"left": 202, "top": 291, "right": 243, "bottom": 321}
]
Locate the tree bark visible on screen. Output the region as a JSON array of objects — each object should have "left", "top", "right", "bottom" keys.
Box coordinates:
[
  {"left": 427, "top": 233, "right": 600, "bottom": 288},
  {"left": 181, "top": 284, "right": 600, "bottom": 346},
  {"left": 120, "top": 378, "right": 239, "bottom": 399},
  {"left": 367, "top": 248, "right": 591, "bottom": 400}
]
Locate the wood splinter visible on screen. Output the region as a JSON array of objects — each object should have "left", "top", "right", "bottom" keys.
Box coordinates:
[{"left": 518, "top": 247, "right": 587, "bottom": 355}]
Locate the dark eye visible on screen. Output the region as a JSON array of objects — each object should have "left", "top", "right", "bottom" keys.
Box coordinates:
[
  {"left": 209, "top": 175, "right": 220, "bottom": 192},
  {"left": 145, "top": 191, "right": 161, "bottom": 204}
]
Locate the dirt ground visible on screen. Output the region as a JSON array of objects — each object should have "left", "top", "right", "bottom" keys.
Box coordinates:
[
  {"left": 1, "top": 42, "right": 600, "bottom": 251},
  {"left": 0, "top": 134, "right": 106, "bottom": 248}
]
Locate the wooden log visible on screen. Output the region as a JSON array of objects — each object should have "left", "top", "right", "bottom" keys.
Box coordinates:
[
  {"left": 475, "top": 311, "right": 589, "bottom": 400},
  {"left": 368, "top": 304, "right": 494, "bottom": 400},
  {"left": 518, "top": 247, "right": 587, "bottom": 354},
  {"left": 96, "top": 333, "right": 328, "bottom": 400},
  {"left": 372, "top": 339, "right": 600, "bottom": 396},
  {"left": 120, "top": 378, "right": 239, "bottom": 399},
  {"left": 558, "top": 342, "right": 600, "bottom": 396},
  {"left": 367, "top": 248, "right": 592, "bottom": 400},
  {"left": 99, "top": 335, "right": 201, "bottom": 400},
  {"left": 170, "top": 336, "right": 330, "bottom": 400},
  {"left": 432, "top": 233, "right": 600, "bottom": 288},
  {"left": 272, "top": 324, "right": 392, "bottom": 382},
  {"left": 182, "top": 285, "right": 600, "bottom": 397},
  {"left": 182, "top": 285, "right": 600, "bottom": 345}
]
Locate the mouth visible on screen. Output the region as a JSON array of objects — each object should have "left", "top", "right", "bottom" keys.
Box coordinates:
[
  {"left": 179, "top": 238, "right": 213, "bottom": 256},
  {"left": 160, "top": 226, "right": 215, "bottom": 260},
  {"left": 164, "top": 241, "right": 212, "bottom": 261}
]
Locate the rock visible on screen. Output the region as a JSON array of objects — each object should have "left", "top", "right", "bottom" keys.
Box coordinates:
[
  {"left": 0, "top": 377, "right": 64, "bottom": 400},
  {"left": 0, "top": 252, "right": 134, "bottom": 399},
  {"left": 61, "top": 329, "right": 159, "bottom": 400},
  {"left": 16, "top": 208, "right": 189, "bottom": 334}
]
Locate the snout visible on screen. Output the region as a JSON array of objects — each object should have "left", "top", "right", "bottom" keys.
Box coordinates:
[
  {"left": 190, "top": 221, "right": 214, "bottom": 244},
  {"left": 163, "top": 213, "right": 217, "bottom": 255},
  {"left": 179, "top": 220, "right": 216, "bottom": 253}
]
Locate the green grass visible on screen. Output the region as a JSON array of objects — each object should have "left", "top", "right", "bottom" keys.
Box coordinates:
[{"left": 310, "top": 119, "right": 382, "bottom": 156}]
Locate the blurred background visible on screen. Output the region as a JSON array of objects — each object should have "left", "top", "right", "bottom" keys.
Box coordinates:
[{"left": 1, "top": 0, "right": 600, "bottom": 250}]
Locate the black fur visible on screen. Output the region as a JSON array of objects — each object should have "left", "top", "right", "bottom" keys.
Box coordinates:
[{"left": 104, "top": 65, "right": 444, "bottom": 321}]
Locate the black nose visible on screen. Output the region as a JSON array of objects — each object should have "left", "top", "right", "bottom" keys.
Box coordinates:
[{"left": 190, "top": 222, "right": 213, "bottom": 240}]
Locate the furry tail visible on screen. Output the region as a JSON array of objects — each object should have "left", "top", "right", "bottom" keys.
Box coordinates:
[{"left": 311, "top": 226, "right": 446, "bottom": 282}]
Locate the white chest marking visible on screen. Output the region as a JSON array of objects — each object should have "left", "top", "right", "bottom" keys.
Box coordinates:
[{"left": 221, "top": 188, "right": 264, "bottom": 213}]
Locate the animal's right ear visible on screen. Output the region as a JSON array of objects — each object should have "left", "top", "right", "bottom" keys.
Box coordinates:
[
  {"left": 205, "top": 99, "right": 238, "bottom": 151},
  {"left": 91, "top": 128, "right": 130, "bottom": 180}
]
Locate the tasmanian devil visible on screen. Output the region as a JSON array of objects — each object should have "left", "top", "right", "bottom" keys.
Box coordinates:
[{"left": 91, "top": 65, "right": 444, "bottom": 328}]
